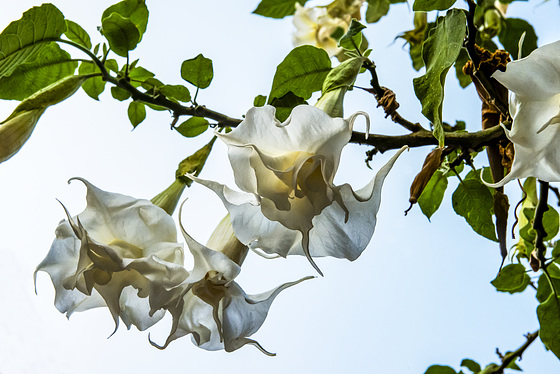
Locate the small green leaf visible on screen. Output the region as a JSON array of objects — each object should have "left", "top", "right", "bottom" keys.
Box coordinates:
[
  {"left": 339, "top": 20, "right": 366, "bottom": 50},
  {"left": 460, "top": 359, "right": 481, "bottom": 373},
  {"left": 111, "top": 86, "right": 131, "bottom": 101},
  {"left": 417, "top": 170, "right": 448, "bottom": 220},
  {"left": 0, "top": 44, "right": 77, "bottom": 101},
  {"left": 78, "top": 61, "right": 106, "bottom": 100},
  {"left": 413, "top": 0, "right": 457, "bottom": 11},
  {"left": 127, "top": 66, "right": 155, "bottom": 87},
  {"left": 537, "top": 293, "right": 560, "bottom": 360},
  {"left": 175, "top": 117, "right": 209, "bottom": 137},
  {"left": 491, "top": 264, "right": 530, "bottom": 293},
  {"left": 105, "top": 59, "right": 119, "bottom": 73},
  {"left": 254, "top": 94, "right": 267, "bottom": 107},
  {"left": 424, "top": 365, "right": 459, "bottom": 374},
  {"left": 102, "top": 0, "right": 149, "bottom": 40},
  {"left": 452, "top": 176, "right": 498, "bottom": 241},
  {"left": 127, "top": 101, "right": 146, "bottom": 128},
  {"left": 269, "top": 45, "right": 331, "bottom": 103},
  {"left": 498, "top": 18, "right": 537, "bottom": 60},
  {"left": 479, "top": 364, "right": 500, "bottom": 374},
  {"left": 413, "top": 9, "right": 466, "bottom": 147},
  {"left": 454, "top": 48, "right": 471, "bottom": 88},
  {"left": 159, "top": 85, "right": 191, "bottom": 102},
  {"left": 0, "top": 4, "right": 67, "bottom": 78},
  {"left": 181, "top": 54, "right": 214, "bottom": 89},
  {"left": 253, "top": 0, "right": 307, "bottom": 19},
  {"left": 365, "top": 0, "right": 390, "bottom": 23},
  {"left": 101, "top": 13, "right": 140, "bottom": 57},
  {"left": 270, "top": 91, "right": 307, "bottom": 122},
  {"left": 64, "top": 20, "right": 92, "bottom": 49}
]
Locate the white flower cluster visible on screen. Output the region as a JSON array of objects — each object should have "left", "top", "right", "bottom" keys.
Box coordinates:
[{"left": 35, "top": 104, "right": 405, "bottom": 355}]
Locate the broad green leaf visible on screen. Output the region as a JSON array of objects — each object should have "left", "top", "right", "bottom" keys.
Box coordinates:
[
  {"left": 424, "top": 365, "right": 458, "bottom": 374},
  {"left": 181, "top": 54, "right": 213, "bottom": 89},
  {"left": 490, "top": 264, "right": 530, "bottom": 293},
  {"left": 519, "top": 205, "right": 559, "bottom": 244},
  {"left": 339, "top": 20, "right": 366, "bottom": 50},
  {"left": 102, "top": 0, "right": 149, "bottom": 40},
  {"left": 366, "top": 0, "right": 390, "bottom": 23},
  {"left": 461, "top": 359, "right": 481, "bottom": 373},
  {"left": 270, "top": 91, "right": 307, "bottom": 122},
  {"left": 413, "top": 9, "right": 466, "bottom": 147},
  {"left": 253, "top": 0, "right": 307, "bottom": 19},
  {"left": 127, "top": 66, "right": 155, "bottom": 87},
  {"left": 78, "top": 61, "right": 106, "bottom": 100},
  {"left": 159, "top": 85, "right": 191, "bottom": 102},
  {"left": 452, "top": 177, "right": 498, "bottom": 241},
  {"left": 536, "top": 265, "right": 560, "bottom": 303},
  {"left": 454, "top": 48, "right": 471, "bottom": 88},
  {"left": 537, "top": 293, "right": 560, "bottom": 359},
  {"left": 0, "top": 4, "right": 66, "bottom": 78},
  {"left": 105, "top": 59, "right": 119, "bottom": 73},
  {"left": 127, "top": 101, "right": 145, "bottom": 128},
  {"left": 254, "top": 95, "right": 267, "bottom": 107},
  {"left": 64, "top": 20, "right": 92, "bottom": 49},
  {"left": 101, "top": 13, "right": 140, "bottom": 57},
  {"left": 0, "top": 43, "right": 77, "bottom": 100},
  {"left": 413, "top": 0, "right": 457, "bottom": 11},
  {"left": 417, "top": 170, "right": 448, "bottom": 220},
  {"left": 175, "top": 117, "right": 209, "bottom": 137},
  {"left": 269, "top": 45, "right": 331, "bottom": 103},
  {"left": 111, "top": 86, "right": 131, "bottom": 101},
  {"left": 498, "top": 18, "right": 537, "bottom": 60}
]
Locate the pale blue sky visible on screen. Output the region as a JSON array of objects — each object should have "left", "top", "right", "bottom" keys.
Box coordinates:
[{"left": 0, "top": 1, "right": 559, "bottom": 373}]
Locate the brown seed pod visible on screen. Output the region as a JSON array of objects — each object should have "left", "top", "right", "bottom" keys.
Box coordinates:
[{"left": 405, "top": 147, "right": 443, "bottom": 215}]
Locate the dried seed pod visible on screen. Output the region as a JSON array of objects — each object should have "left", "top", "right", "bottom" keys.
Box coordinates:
[{"left": 405, "top": 147, "right": 443, "bottom": 214}]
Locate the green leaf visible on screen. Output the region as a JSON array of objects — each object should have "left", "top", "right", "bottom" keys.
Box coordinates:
[
  {"left": 366, "top": 0, "right": 390, "bottom": 23},
  {"left": 253, "top": 0, "right": 307, "bottom": 19},
  {"left": 413, "top": 9, "right": 466, "bottom": 147},
  {"left": 479, "top": 364, "right": 500, "bottom": 374},
  {"left": 498, "top": 18, "right": 537, "bottom": 60},
  {"left": 111, "top": 86, "right": 131, "bottom": 101},
  {"left": 101, "top": 13, "right": 140, "bottom": 57},
  {"left": 64, "top": 20, "right": 92, "bottom": 49},
  {"left": 536, "top": 265, "right": 560, "bottom": 303},
  {"left": 175, "top": 117, "right": 209, "bottom": 137},
  {"left": 454, "top": 48, "right": 471, "bottom": 88},
  {"left": 159, "top": 85, "right": 191, "bottom": 102},
  {"left": 0, "top": 43, "right": 77, "bottom": 101},
  {"left": 424, "top": 365, "right": 459, "bottom": 374},
  {"left": 102, "top": 0, "right": 149, "bottom": 40},
  {"left": 413, "top": 0, "right": 457, "bottom": 11},
  {"left": 254, "top": 94, "right": 267, "bottom": 107},
  {"left": 0, "top": 4, "right": 67, "bottom": 78},
  {"left": 417, "top": 170, "right": 448, "bottom": 220},
  {"left": 181, "top": 54, "right": 214, "bottom": 89},
  {"left": 105, "top": 59, "right": 119, "bottom": 73},
  {"left": 269, "top": 45, "right": 331, "bottom": 103},
  {"left": 339, "top": 20, "right": 366, "bottom": 50},
  {"left": 78, "top": 61, "right": 106, "bottom": 100},
  {"left": 537, "top": 293, "right": 560, "bottom": 360},
  {"left": 270, "top": 91, "right": 307, "bottom": 122},
  {"left": 452, "top": 177, "right": 498, "bottom": 241},
  {"left": 490, "top": 264, "right": 530, "bottom": 293},
  {"left": 127, "top": 101, "right": 146, "bottom": 128},
  {"left": 127, "top": 66, "right": 155, "bottom": 87},
  {"left": 461, "top": 359, "right": 481, "bottom": 373}
]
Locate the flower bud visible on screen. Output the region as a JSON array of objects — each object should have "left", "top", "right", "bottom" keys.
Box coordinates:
[
  {"left": 405, "top": 147, "right": 443, "bottom": 214},
  {"left": 0, "top": 108, "right": 45, "bottom": 163}
]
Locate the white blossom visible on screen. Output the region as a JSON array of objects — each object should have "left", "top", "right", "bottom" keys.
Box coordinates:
[
  {"left": 486, "top": 40, "right": 560, "bottom": 187},
  {"left": 35, "top": 178, "right": 187, "bottom": 332},
  {"left": 190, "top": 105, "right": 406, "bottom": 274}
]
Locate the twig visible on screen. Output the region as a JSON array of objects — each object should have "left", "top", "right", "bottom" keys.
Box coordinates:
[
  {"left": 531, "top": 180, "right": 550, "bottom": 271},
  {"left": 490, "top": 330, "right": 539, "bottom": 374}
]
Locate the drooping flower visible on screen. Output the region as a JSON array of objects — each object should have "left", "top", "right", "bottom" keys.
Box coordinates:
[
  {"left": 35, "top": 178, "right": 187, "bottom": 332},
  {"left": 151, "top": 214, "right": 312, "bottom": 355},
  {"left": 292, "top": 3, "right": 350, "bottom": 57},
  {"left": 189, "top": 105, "right": 407, "bottom": 275},
  {"left": 485, "top": 40, "right": 560, "bottom": 187}
]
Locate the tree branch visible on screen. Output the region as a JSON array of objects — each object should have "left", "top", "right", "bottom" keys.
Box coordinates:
[
  {"left": 531, "top": 180, "right": 550, "bottom": 271},
  {"left": 491, "top": 330, "right": 539, "bottom": 374}
]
